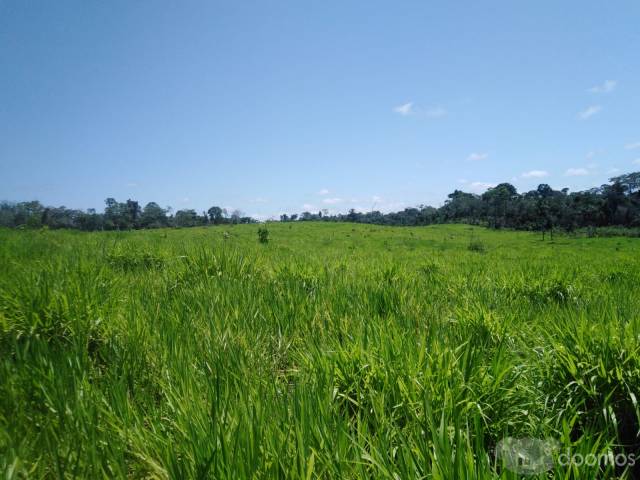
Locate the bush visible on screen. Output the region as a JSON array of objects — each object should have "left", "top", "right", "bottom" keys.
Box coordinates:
[
  {"left": 257, "top": 227, "right": 269, "bottom": 244},
  {"left": 468, "top": 240, "right": 486, "bottom": 253},
  {"left": 106, "top": 249, "right": 164, "bottom": 271}
]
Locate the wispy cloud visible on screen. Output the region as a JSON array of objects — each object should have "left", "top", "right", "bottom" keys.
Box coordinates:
[
  {"left": 634, "top": 158, "right": 640, "bottom": 165},
  {"left": 578, "top": 105, "right": 602, "bottom": 120},
  {"left": 468, "top": 181, "right": 496, "bottom": 193},
  {"left": 317, "top": 188, "right": 329, "bottom": 195},
  {"left": 125, "top": 182, "right": 138, "bottom": 187},
  {"left": 588, "top": 80, "right": 617, "bottom": 93},
  {"left": 322, "top": 197, "right": 343, "bottom": 205},
  {"left": 607, "top": 167, "right": 620, "bottom": 174},
  {"left": 394, "top": 102, "right": 446, "bottom": 118},
  {"left": 564, "top": 168, "right": 589, "bottom": 176},
  {"left": 302, "top": 203, "right": 316, "bottom": 210},
  {"left": 467, "top": 152, "right": 488, "bottom": 161},
  {"left": 522, "top": 170, "right": 549, "bottom": 178},
  {"left": 393, "top": 102, "right": 414, "bottom": 116},
  {"left": 625, "top": 142, "right": 640, "bottom": 150}
]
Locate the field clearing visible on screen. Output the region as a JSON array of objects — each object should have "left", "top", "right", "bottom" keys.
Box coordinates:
[{"left": 1, "top": 223, "right": 639, "bottom": 478}]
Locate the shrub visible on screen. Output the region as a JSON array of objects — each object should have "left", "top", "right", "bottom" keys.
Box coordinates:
[
  {"left": 106, "top": 250, "right": 164, "bottom": 271},
  {"left": 468, "top": 240, "right": 486, "bottom": 253},
  {"left": 257, "top": 227, "right": 269, "bottom": 244}
]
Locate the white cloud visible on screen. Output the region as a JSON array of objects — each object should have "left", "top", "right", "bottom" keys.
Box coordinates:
[
  {"left": 302, "top": 203, "right": 316, "bottom": 210},
  {"left": 522, "top": 170, "right": 549, "bottom": 178},
  {"left": 393, "top": 102, "right": 414, "bottom": 116},
  {"left": 125, "top": 182, "right": 138, "bottom": 187},
  {"left": 564, "top": 168, "right": 589, "bottom": 176},
  {"left": 372, "top": 195, "right": 382, "bottom": 203},
  {"left": 578, "top": 105, "right": 602, "bottom": 120},
  {"left": 322, "top": 197, "right": 343, "bottom": 204},
  {"left": 607, "top": 167, "right": 620, "bottom": 174},
  {"left": 625, "top": 142, "right": 640, "bottom": 150},
  {"left": 425, "top": 106, "right": 447, "bottom": 118},
  {"left": 181, "top": 197, "right": 190, "bottom": 203},
  {"left": 467, "top": 152, "right": 489, "bottom": 161},
  {"left": 634, "top": 158, "right": 640, "bottom": 165},
  {"left": 317, "top": 188, "right": 329, "bottom": 195},
  {"left": 393, "top": 102, "right": 446, "bottom": 118},
  {"left": 251, "top": 197, "right": 268, "bottom": 203},
  {"left": 468, "top": 181, "right": 496, "bottom": 193},
  {"left": 588, "top": 80, "right": 617, "bottom": 93}
]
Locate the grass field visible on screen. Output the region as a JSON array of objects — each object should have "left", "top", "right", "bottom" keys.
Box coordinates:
[{"left": 1, "top": 223, "right": 639, "bottom": 478}]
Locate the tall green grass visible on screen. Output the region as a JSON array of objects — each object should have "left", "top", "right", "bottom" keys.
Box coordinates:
[{"left": 0, "top": 224, "right": 638, "bottom": 478}]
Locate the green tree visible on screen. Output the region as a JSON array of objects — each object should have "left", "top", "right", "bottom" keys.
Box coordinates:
[
  {"left": 141, "top": 202, "right": 168, "bottom": 228},
  {"left": 174, "top": 209, "right": 198, "bottom": 227},
  {"left": 207, "top": 206, "right": 224, "bottom": 224}
]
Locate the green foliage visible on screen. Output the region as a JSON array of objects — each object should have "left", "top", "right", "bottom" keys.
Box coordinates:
[
  {"left": 279, "top": 171, "right": 640, "bottom": 231},
  {"left": 257, "top": 227, "right": 269, "bottom": 244},
  {"left": 106, "top": 247, "right": 165, "bottom": 271},
  {"left": 468, "top": 239, "right": 487, "bottom": 253},
  {"left": 3, "top": 171, "right": 640, "bottom": 233},
  {"left": 0, "top": 223, "right": 639, "bottom": 478}
]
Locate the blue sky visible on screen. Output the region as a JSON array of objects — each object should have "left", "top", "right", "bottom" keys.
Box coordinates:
[{"left": 1, "top": 1, "right": 639, "bottom": 219}]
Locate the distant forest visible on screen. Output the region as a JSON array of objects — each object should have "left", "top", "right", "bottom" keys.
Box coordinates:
[{"left": 2, "top": 171, "right": 639, "bottom": 233}]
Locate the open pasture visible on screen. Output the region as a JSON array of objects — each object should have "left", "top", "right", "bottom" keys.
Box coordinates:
[{"left": 1, "top": 224, "right": 639, "bottom": 478}]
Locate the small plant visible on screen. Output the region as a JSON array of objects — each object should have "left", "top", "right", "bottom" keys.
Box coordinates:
[
  {"left": 419, "top": 262, "right": 440, "bottom": 279},
  {"left": 107, "top": 249, "right": 165, "bottom": 271},
  {"left": 467, "top": 240, "right": 486, "bottom": 253},
  {"left": 257, "top": 227, "right": 269, "bottom": 244}
]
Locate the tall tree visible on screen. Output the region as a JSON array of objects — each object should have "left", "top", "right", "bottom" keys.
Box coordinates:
[{"left": 207, "top": 206, "right": 224, "bottom": 224}]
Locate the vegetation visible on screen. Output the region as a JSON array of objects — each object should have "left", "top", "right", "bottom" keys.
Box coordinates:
[
  {"left": 2, "top": 172, "right": 640, "bottom": 234},
  {"left": 0, "top": 199, "right": 256, "bottom": 231},
  {"left": 257, "top": 227, "right": 270, "bottom": 244},
  {"left": 1, "top": 223, "right": 638, "bottom": 478},
  {"left": 284, "top": 172, "right": 640, "bottom": 233}
]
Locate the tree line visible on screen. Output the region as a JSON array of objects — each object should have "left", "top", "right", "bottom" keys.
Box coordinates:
[
  {"left": 2, "top": 171, "right": 639, "bottom": 232},
  {"left": 0, "top": 198, "right": 256, "bottom": 230},
  {"left": 281, "top": 172, "right": 640, "bottom": 233}
]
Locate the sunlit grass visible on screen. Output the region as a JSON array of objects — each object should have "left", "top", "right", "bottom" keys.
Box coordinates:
[{"left": 1, "top": 223, "right": 638, "bottom": 478}]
